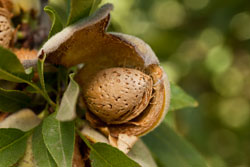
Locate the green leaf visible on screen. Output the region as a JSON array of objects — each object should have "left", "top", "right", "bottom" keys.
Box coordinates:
[
  {"left": 143, "top": 123, "right": 208, "bottom": 167},
  {"left": 78, "top": 131, "right": 140, "bottom": 167},
  {"left": 48, "top": 0, "right": 70, "bottom": 26},
  {"left": 0, "top": 129, "right": 29, "bottom": 167},
  {"left": 91, "top": 143, "right": 140, "bottom": 167},
  {"left": 37, "top": 55, "right": 47, "bottom": 94},
  {"left": 170, "top": 83, "right": 198, "bottom": 111},
  {"left": 128, "top": 140, "right": 157, "bottom": 167},
  {"left": 32, "top": 124, "right": 57, "bottom": 167},
  {"left": 48, "top": 0, "right": 101, "bottom": 28},
  {"left": 0, "top": 47, "right": 50, "bottom": 104},
  {"left": 42, "top": 114, "right": 75, "bottom": 167},
  {"left": 44, "top": 5, "right": 64, "bottom": 38},
  {"left": 18, "top": 136, "right": 36, "bottom": 167},
  {"left": 37, "top": 54, "right": 56, "bottom": 107},
  {"left": 0, "top": 47, "right": 32, "bottom": 83},
  {"left": 89, "top": 0, "right": 102, "bottom": 15},
  {"left": 56, "top": 73, "right": 80, "bottom": 121},
  {"left": 67, "top": 0, "right": 95, "bottom": 25},
  {"left": 0, "top": 88, "right": 31, "bottom": 112}
]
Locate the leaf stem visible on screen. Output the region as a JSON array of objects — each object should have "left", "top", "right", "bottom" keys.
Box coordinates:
[{"left": 27, "top": 81, "right": 56, "bottom": 107}]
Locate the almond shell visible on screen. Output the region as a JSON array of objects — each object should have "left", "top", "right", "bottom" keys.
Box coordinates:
[{"left": 38, "top": 4, "right": 170, "bottom": 137}]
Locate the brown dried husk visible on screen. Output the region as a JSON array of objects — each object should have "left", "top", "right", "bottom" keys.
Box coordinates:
[
  {"left": 14, "top": 48, "right": 38, "bottom": 68},
  {"left": 0, "top": 0, "right": 13, "bottom": 13},
  {"left": 38, "top": 4, "right": 170, "bottom": 137}
]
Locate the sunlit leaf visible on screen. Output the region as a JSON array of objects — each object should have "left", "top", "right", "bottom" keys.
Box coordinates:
[
  {"left": 0, "top": 88, "right": 31, "bottom": 112},
  {"left": 0, "top": 129, "right": 29, "bottom": 167},
  {"left": 32, "top": 124, "right": 57, "bottom": 167},
  {"left": 44, "top": 5, "right": 64, "bottom": 38},
  {"left": 67, "top": 0, "right": 94, "bottom": 25},
  {"left": 48, "top": 0, "right": 101, "bottom": 29},
  {"left": 143, "top": 123, "right": 208, "bottom": 167},
  {"left": 170, "top": 83, "right": 198, "bottom": 111},
  {"left": 48, "top": 0, "right": 69, "bottom": 26},
  {"left": 56, "top": 73, "right": 80, "bottom": 121},
  {"left": 78, "top": 131, "right": 140, "bottom": 167},
  {"left": 42, "top": 114, "right": 75, "bottom": 167},
  {"left": 90, "top": 0, "right": 102, "bottom": 15},
  {"left": 128, "top": 140, "right": 157, "bottom": 167}
]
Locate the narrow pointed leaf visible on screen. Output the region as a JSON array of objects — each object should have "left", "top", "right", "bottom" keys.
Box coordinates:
[
  {"left": 32, "top": 124, "right": 57, "bottom": 167},
  {"left": 56, "top": 73, "right": 79, "bottom": 121},
  {"left": 78, "top": 131, "right": 140, "bottom": 167},
  {"left": 170, "top": 83, "right": 198, "bottom": 111},
  {"left": 0, "top": 88, "right": 31, "bottom": 112},
  {"left": 48, "top": 0, "right": 69, "bottom": 26},
  {"left": 67, "top": 0, "right": 94, "bottom": 25},
  {"left": 44, "top": 5, "right": 64, "bottom": 38},
  {"left": 37, "top": 54, "right": 56, "bottom": 106},
  {"left": 42, "top": 114, "right": 75, "bottom": 167},
  {"left": 143, "top": 123, "right": 208, "bottom": 167},
  {"left": 89, "top": 0, "right": 102, "bottom": 15},
  {"left": 128, "top": 140, "right": 157, "bottom": 167},
  {"left": 0, "top": 47, "right": 32, "bottom": 83},
  {"left": 0, "top": 129, "right": 29, "bottom": 167}
]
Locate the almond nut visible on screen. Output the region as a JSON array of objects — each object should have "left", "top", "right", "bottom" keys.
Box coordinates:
[
  {"left": 83, "top": 67, "right": 153, "bottom": 124},
  {"left": 0, "top": 8, "right": 13, "bottom": 48},
  {"left": 39, "top": 4, "right": 171, "bottom": 151}
]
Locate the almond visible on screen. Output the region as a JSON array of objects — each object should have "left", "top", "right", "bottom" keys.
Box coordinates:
[
  {"left": 39, "top": 4, "right": 171, "bottom": 152},
  {"left": 83, "top": 67, "right": 153, "bottom": 124},
  {"left": 0, "top": 8, "right": 13, "bottom": 48}
]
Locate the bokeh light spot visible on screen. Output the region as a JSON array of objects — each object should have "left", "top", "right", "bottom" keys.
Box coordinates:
[
  {"left": 212, "top": 68, "right": 244, "bottom": 97},
  {"left": 184, "top": 0, "right": 210, "bottom": 10},
  {"left": 151, "top": 0, "right": 186, "bottom": 29},
  {"left": 205, "top": 45, "right": 233, "bottom": 74},
  {"left": 230, "top": 12, "right": 250, "bottom": 40},
  {"left": 161, "top": 61, "right": 181, "bottom": 83},
  {"left": 199, "top": 27, "right": 224, "bottom": 49},
  {"left": 218, "top": 97, "right": 250, "bottom": 128}
]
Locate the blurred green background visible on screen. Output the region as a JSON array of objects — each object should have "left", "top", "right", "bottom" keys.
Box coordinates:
[{"left": 102, "top": 0, "right": 250, "bottom": 166}]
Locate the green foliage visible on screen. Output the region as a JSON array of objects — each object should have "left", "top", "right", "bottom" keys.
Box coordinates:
[
  {"left": 90, "top": 143, "right": 141, "bottom": 167},
  {"left": 170, "top": 83, "right": 198, "bottom": 111},
  {"left": 128, "top": 140, "right": 158, "bottom": 167},
  {"left": 44, "top": 6, "right": 64, "bottom": 38},
  {"left": 67, "top": 0, "right": 94, "bottom": 25},
  {"left": 0, "top": 129, "right": 29, "bottom": 167},
  {"left": 0, "top": 47, "right": 55, "bottom": 106},
  {"left": 0, "top": 47, "right": 33, "bottom": 83},
  {"left": 0, "top": 88, "right": 31, "bottom": 112},
  {"left": 78, "top": 131, "right": 140, "bottom": 167},
  {"left": 46, "top": 0, "right": 102, "bottom": 38},
  {"left": 56, "top": 73, "right": 79, "bottom": 121},
  {"left": 32, "top": 124, "right": 57, "bottom": 167},
  {"left": 48, "top": 0, "right": 69, "bottom": 26},
  {"left": 37, "top": 54, "right": 56, "bottom": 107},
  {"left": 0, "top": 1, "right": 207, "bottom": 166},
  {"left": 42, "top": 114, "right": 75, "bottom": 167},
  {"left": 143, "top": 123, "right": 208, "bottom": 167}
]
